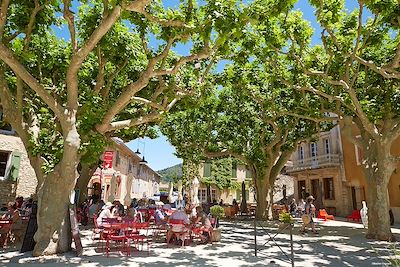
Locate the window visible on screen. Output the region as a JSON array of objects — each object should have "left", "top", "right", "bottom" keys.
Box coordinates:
[
  {"left": 203, "top": 162, "right": 211, "bottom": 177},
  {"left": 115, "top": 151, "right": 120, "bottom": 166},
  {"left": 198, "top": 189, "right": 207, "bottom": 203},
  {"left": 310, "top": 142, "right": 318, "bottom": 158},
  {"left": 232, "top": 163, "right": 237, "bottom": 178},
  {"left": 298, "top": 146, "right": 304, "bottom": 161},
  {"left": 128, "top": 159, "right": 133, "bottom": 173},
  {"left": 0, "top": 152, "right": 10, "bottom": 178},
  {"left": 323, "top": 178, "right": 335, "bottom": 200},
  {"left": 323, "top": 138, "right": 330, "bottom": 154},
  {"left": 211, "top": 189, "right": 217, "bottom": 202},
  {"left": 0, "top": 109, "right": 12, "bottom": 132},
  {"left": 245, "top": 166, "right": 252, "bottom": 179},
  {"left": 355, "top": 145, "right": 363, "bottom": 165}
]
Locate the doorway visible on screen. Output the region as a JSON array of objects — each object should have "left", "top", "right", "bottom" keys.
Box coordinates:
[
  {"left": 311, "top": 179, "right": 322, "bottom": 210},
  {"left": 298, "top": 180, "right": 306, "bottom": 200},
  {"left": 351, "top": 186, "right": 357, "bottom": 210}
]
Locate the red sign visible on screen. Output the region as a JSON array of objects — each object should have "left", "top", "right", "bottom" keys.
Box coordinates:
[{"left": 102, "top": 151, "right": 114, "bottom": 169}]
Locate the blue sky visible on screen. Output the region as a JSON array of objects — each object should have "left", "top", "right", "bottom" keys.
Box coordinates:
[{"left": 55, "top": 0, "right": 366, "bottom": 171}]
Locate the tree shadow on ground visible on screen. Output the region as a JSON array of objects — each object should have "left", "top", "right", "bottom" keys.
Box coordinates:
[{"left": 1, "top": 219, "right": 398, "bottom": 266}]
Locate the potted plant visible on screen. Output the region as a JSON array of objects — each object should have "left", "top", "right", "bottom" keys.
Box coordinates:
[
  {"left": 278, "top": 212, "right": 294, "bottom": 230},
  {"left": 210, "top": 205, "right": 225, "bottom": 242}
]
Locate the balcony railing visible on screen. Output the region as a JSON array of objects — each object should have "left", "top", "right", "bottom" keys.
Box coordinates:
[{"left": 286, "top": 154, "right": 340, "bottom": 173}]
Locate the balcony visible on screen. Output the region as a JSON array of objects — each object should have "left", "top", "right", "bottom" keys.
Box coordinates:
[{"left": 286, "top": 154, "right": 341, "bottom": 173}]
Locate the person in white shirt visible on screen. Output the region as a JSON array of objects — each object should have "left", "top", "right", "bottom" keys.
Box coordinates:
[{"left": 96, "top": 202, "right": 114, "bottom": 226}]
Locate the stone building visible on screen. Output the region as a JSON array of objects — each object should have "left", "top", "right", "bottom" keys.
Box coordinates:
[
  {"left": 0, "top": 110, "right": 37, "bottom": 205},
  {"left": 87, "top": 138, "right": 160, "bottom": 206},
  {"left": 197, "top": 162, "right": 293, "bottom": 205},
  {"left": 286, "top": 124, "right": 400, "bottom": 222}
]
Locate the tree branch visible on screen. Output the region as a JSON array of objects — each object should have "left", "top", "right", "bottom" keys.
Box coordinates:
[
  {"left": 0, "top": 43, "right": 64, "bottom": 118},
  {"left": 94, "top": 47, "right": 106, "bottom": 93},
  {"left": 63, "top": 0, "right": 77, "bottom": 52},
  {"left": 102, "top": 57, "right": 128, "bottom": 98},
  {"left": 0, "top": 0, "right": 10, "bottom": 39},
  {"left": 351, "top": 54, "right": 400, "bottom": 79},
  {"left": 66, "top": 5, "right": 122, "bottom": 110},
  {"left": 104, "top": 111, "right": 161, "bottom": 132},
  {"left": 124, "top": 0, "right": 192, "bottom": 28}
]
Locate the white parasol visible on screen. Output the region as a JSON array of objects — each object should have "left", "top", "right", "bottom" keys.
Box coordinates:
[
  {"left": 168, "top": 181, "right": 174, "bottom": 203},
  {"left": 124, "top": 174, "right": 133, "bottom": 206},
  {"left": 192, "top": 177, "right": 200, "bottom": 206}
]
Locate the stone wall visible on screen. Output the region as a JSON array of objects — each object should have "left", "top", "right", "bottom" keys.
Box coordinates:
[{"left": 0, "top": 133, "right": 37, "bottom": 205}]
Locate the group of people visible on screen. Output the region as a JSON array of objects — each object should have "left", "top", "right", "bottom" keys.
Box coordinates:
[
  {"left": 166, "top": 203, "right": 212, "bottom": 245},
  {"left": 0, "top": 196, "right": 34, "bottom": 247},
  {"left": 287, "top": 196, "right": 318, "bottom": 234}
]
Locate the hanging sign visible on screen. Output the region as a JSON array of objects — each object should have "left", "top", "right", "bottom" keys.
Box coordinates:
[{"left": 102, "top": 151, "right": 114, "bottom": 169}]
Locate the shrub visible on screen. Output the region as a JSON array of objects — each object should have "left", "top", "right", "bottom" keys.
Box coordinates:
[{"left": 210, "top": 205, "right": 225, "bottom": 219}]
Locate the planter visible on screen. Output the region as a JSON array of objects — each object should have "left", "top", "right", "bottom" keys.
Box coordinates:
[{"left": 212, "top": 228, "right": 222, "bottom": 242}]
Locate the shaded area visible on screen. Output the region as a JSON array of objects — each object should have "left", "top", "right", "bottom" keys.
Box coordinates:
[{"left": 1, "top": 218, "right": 399, "bottom": 266}]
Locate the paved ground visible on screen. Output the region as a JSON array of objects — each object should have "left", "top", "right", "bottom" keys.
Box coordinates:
[{"left": 0, "top": 217, "right": 399, "bottom": 267}]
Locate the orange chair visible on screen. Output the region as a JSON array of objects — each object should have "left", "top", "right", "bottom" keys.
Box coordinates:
[{"left": 317, "top": 209, "right": 335, "bottom": 220}]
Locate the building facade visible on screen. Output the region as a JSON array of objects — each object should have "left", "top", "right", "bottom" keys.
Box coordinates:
[
  {"left": 197, "top": 162, "right": 293, "bottom": 205},
  {"left": 286, "top": 124, "right": 400, "bottom": 221},
  {"left": 0, "top": 111, "right": 37, "bottom": 205},
  {"left": 87, "top": 138, "right": 160, "bottom": 206}
]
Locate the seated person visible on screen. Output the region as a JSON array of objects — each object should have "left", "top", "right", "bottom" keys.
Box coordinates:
[
  {"left": 154, "top": 206, "right": 167, "bottom": 225},
  {"left": 0, "top": 202, "right": 21, "bottom": 246},
  {"left": 96, "top": 202, "right": 114, "bottom": 226},
  {"left": 193, "top": 206, "right": 212, "bottom": 243},
  {"left": 166, "top": 207, "right": 189, "bottom": 244}
]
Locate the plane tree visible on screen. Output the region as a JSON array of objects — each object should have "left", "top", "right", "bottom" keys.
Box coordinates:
[
  {"left": 278, "top": 0, "right": 400, "bottom": 241},
  {"left": 0, "top": 0, "right": 245, "bottom": 255}
]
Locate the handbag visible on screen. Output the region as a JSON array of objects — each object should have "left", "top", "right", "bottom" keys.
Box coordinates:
[{"left": 301, "top": 214, "right": 311, "bottom": 225}]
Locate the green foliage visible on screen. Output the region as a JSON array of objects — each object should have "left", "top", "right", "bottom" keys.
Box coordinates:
[
  {"left": 279, "top": 212, "right": 294, "bottom": 224},
  {"left": 210, "top": 205, "right": 225, "bottom": 218}
]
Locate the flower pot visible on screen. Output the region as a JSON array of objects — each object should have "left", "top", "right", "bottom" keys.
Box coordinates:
[{"left": 212, "top": 228, "right": 221, "bottom": 242}]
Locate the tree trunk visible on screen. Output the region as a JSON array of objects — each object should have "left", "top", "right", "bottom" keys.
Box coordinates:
[
  {"left": 361, "top": 139, "right": 395, "bottom": 241},
  {"left": 366, "top": 178, "right": 394, "bottom": 241},
  {"left": 33, "top": 168, "right": 75, "bottom": 256},
  {"left": 33, "top": 118, "right": 81, "bottom": 256},
  {"left": 75, "top": 163, "right": 96, "bottom": 205},
  {"left": 255, "top": 178, "right": 269, "bottom": 219}
]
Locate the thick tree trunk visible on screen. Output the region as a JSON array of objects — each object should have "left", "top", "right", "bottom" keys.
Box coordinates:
[
  {"left": 366, "top": 178, "right": 394, "bottom": 241},
  {"left": 33, "top": 168, "right": 75, "bottom": 256},
  {"left": 33, "top": 116, "right": 81, "bottom": 256},
  {"left": 255, "top": 178, "right": 269, "bottom": 219},
  {"left": 75, "top": 164, "right": 96, "bottom": 205},
  {"left": 360, "top": 139, "right": 396, "bottom": 241}
]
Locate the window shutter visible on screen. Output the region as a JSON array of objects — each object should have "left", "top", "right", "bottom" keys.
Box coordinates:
[
  {"left": 203, "top": 163, "right": 211, "bottom": 177},
  {"left": 8, "top": 152, "right": 21, "bottom": 182},
  {"left": 232, "top": 163, "right": 237, "bottom": 178}
]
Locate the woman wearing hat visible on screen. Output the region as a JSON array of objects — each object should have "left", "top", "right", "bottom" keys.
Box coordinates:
[{"left": 300, "top": 196, "right": 318, "bottom": 234}]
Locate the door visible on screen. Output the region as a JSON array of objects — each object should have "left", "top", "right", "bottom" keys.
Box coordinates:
[
  {"left": 311, "top": 179, "right": 322, "bottom": 210},
  {"left": 298, "top": 180, "right": 306, "bottom": 200},
  {"left": 351, "top": 187, "right": 357, "bottom": 211}
]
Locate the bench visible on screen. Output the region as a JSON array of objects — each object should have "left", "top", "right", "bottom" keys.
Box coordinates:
[
  {"left": 346, "top": 210, "right": 361, "bottom": 222},
  {"left": 317, "top": 209, "right": 335, "bottom": 220}
]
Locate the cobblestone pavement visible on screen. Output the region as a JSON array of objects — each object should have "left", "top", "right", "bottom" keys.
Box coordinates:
[{"left": 1, "top": 217, "right": 398, "bottom": 266}]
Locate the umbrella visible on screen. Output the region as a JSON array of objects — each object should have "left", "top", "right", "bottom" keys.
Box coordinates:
[
  {"left": 240, "top": 181, "right": 247, "bottom": 213},
  {"left": 177, "top": 180, "right": 183, "bottom": 201},
  {"left": 107, "top": 173, "right": 117, "bottom": 202},
  {"left": 123, "top": 174, "right": 133, "bottom": 206},
  {"left": 168, "top": 182, "right": 174, "bottom": 203},
  {"left": 192, "top": 177, "right": 200, "bottom": 205}
]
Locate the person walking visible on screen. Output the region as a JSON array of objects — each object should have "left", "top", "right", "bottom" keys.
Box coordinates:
[{"left": 300, "top": 196, "right": 318, "bottom": 234}]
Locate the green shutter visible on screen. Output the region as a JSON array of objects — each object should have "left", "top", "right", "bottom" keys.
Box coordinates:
[
  {"left": 232, "top": 163, "right": 237, "bottom": 178},
  {"left": 9, "top": 152, "right": 21, "bottom": 181},
  {"left": 203, "top": 163, "right": 211, "bottom": 177},
  {"left": 245, "top": 167, "right": 252, "bottom": 179}
]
